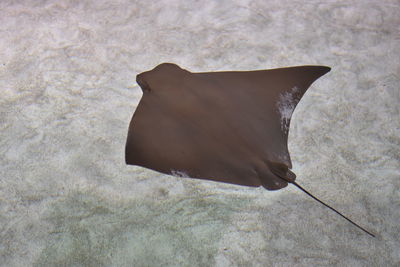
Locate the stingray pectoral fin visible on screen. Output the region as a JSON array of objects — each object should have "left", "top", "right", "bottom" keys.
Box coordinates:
[{"left": 274, "top": 66, "right": 331, "bottom": 137}]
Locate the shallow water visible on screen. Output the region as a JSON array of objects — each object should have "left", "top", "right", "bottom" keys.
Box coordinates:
[{"left": 1, "top": 0, "right": 399, "bottom": 266}]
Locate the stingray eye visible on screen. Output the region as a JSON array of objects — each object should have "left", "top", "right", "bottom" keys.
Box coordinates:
[
  {"left": 141, "top": 83, "right": 151, "bottom": 92},
  {"left": 136, "top": 76, "right": 151, "bottom": 92}
]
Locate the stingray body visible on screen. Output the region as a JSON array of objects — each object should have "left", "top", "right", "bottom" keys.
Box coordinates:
[{"left": 126, "top": 63, "right": 375, "bottom": 237}]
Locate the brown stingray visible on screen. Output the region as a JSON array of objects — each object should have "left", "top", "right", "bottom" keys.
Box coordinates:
[{"left": 125, "top": 63, "right": 375, "bottom": 237}]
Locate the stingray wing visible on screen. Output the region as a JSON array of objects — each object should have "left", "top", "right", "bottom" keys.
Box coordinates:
[
  {"left": 126, "top": 63, "right": 330, "bottom": 190},
  {"left": 195, "top": 66, "right": 331, "bottom": 167}
]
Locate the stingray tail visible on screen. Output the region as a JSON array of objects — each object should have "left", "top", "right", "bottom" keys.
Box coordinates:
[{"left": 291, "top": 181, "right": 375, "bottom": 237}]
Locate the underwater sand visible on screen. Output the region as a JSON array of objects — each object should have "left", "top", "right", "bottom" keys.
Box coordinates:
[{"left": 1, "top": 0, "right": 399, "bottom": 266}]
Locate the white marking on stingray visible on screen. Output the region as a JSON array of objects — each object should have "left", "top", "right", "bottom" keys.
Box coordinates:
[
  {"left": 277, "top": 152, "right": 289, "bottom": 163},
  {"left": 170, "top": 170, "right": 190, "bottom": 178},
  {"left": 277, "top": 86, "right": 301, "bottom": 134}
]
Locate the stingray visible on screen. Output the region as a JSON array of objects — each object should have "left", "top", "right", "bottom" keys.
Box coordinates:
[{"left": 125, "top": 63, "right": 375, "bottom": 237}]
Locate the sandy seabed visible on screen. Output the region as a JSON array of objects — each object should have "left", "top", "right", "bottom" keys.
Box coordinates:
[{"left": 1, "top": 0, "right": 399, "bottom": 266}]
